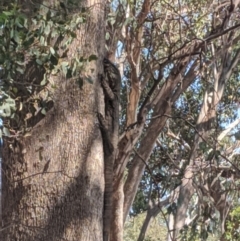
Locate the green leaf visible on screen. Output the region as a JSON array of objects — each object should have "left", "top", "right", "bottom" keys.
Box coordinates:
[
  {"left": 50, "top": 47, "right": 55, "bottom": 55},
  {"left": 41, "top": 108, "right": 47, "bottom": 115},
  {"left": 16, "top": 67, "right": 24, "bottom": 74},
  {"left": 13, "top": 32, "right": 21, "bottom": 43},
  {"left": 44, "top": 24, "right": 50, "bottom": 35},
  {"left": 61, "top": 61, "right": 69, "bottom": 76},
  {"left": 61, "top": 61, "right": 69, "bottom": 67},
  {"left": 36, "top": 59, "right": 43, "bottom": 65},
  {"left": 40, "top": 78, "right": 47, "bottom": 86},
  {"left": 105, "top": 32, "right": 110, "bottom": 40},
  {"left": 5, "top": 97, "right": 15, "bottom": 107},
  {"left": 40, "top": 36, "right": 46, "bottom": 45},
  {"left": 76, "top": 17, "right": 84, "bottom": 24},
  {"left": 10, "top": 28, "right": 14, "bottom": 38},
  {"left": 88, "top": 55, "right": 98, "bottom": 62},
  {"left": 3, "top": 127, "right": 10, "bottom": 137},
  {"left": 16, "top": 61, "right": 26, "bottom": 66},
  {"left": 51, "top": 29, "right": 58, "bottom": 38},
  {"left": 15, "top": 16, "right": 24, "bottom": 28},
  {"left": 13, "top": 87, "right": 18, "bottom": 94},
  {"left": 3, "top": 11, "right": 14, "bottom": 16}
]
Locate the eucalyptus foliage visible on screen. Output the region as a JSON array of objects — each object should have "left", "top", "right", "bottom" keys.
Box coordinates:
[{"left": 0, "top": 1, "right": 96, "bottom": 138}]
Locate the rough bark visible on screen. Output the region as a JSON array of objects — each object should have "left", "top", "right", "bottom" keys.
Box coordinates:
[
  {"left": 1, "top": 0, "right": 106, "bottom": 240},
  {"left": 98, "top": 58, "right": 121, "bottom": 241}
]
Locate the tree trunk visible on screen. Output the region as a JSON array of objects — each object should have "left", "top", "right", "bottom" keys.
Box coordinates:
[
  {"left": 138, "top": 198, "right": 170, "bottom": 241},
  {"left": 111, "top": 179, "right": 124, "bottom": 241},
  {"left": 1, "top": 0, "right": 106, "bottom": 240}
]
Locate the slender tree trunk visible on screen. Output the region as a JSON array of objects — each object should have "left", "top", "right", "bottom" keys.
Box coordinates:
[
  {"left": 172, "top": 176, "right": 194, "bottom": 240},
  {"left": 167, "top": 213, "right": 175, "bottom": 241},
  {"left": 111, "top": 179, "right": 124, "bottom": 241},
  {"left": 1, "top": 0, "right": 106, "bottom": 240},
  {"left": 138, "top": 198, "right": 170, "bottom": 241},
  {"left": 123, "top": 61, "right": 197, "bottom": 223},
  {"left": 137, "top": 207, "right": 154, "bottom": 241}
]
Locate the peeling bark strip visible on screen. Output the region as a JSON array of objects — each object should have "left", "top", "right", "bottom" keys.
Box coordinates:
[{"left": 98, "top": 58, "right": 121, "bottom": 241}]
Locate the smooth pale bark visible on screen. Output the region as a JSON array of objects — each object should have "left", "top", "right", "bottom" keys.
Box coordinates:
[
  {"left": 1, "top": 0, "right": 106, "bottom": 240},
  {"left": 123, "top": 62, "right": 197, "bottom": 223},
  {"left": 170, "top": 48, "right": 240, "bottom": 240},
  {"left": 123, "top": 106, "right": 170, "bottom": 222}
]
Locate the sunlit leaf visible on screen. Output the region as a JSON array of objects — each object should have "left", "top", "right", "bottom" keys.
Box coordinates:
[{"left": 3, "top": 127, "right": 10, "bottom": 137}]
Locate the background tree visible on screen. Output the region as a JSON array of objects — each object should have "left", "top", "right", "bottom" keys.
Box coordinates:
[{"left": 107, "top": 0, "right": 240, "bottom": 240}]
